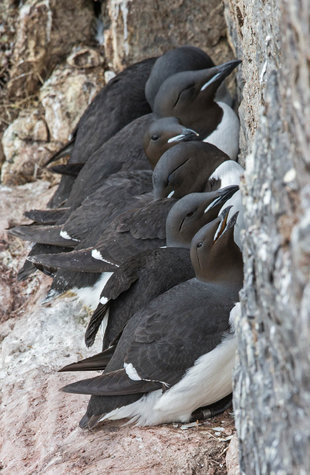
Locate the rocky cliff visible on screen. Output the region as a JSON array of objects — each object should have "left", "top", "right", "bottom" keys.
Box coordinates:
[{"left": 224, "top": 0, "right": 310, "bottom": 472}]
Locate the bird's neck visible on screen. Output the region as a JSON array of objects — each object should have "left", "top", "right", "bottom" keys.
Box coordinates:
[{"left": 178, "top": 101, "right": 223, "bottom": 139}]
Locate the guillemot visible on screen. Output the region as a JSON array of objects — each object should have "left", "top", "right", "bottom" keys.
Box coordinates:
[
  {"left": 84, "top": 187, "right": 239, "bottom": 349},
  {"left": 25, "top": 158, "right": 242, "bottom": 305},
  {"left": 40, "top": 187, "right": 235, "bottom": 350},
  {"left": 18, "top": 116, "right": 198, "bottom": 229},
  {"left": 143, "top": 116, "right": 199, "bottom": 169},
  {"left": 13, "top": 139, "right": 229, "bottom": 261},
  {"left": 152, "top": 141, "right": 229, "bottom": 199},
  {"left": 165, "top": 185, "right": 239, "bottom": 248},
  {"left": 52, "top": 61, "right": 240, "bottom": 211},
  {"left": 153, "top": 59, "right": 241, "bottom": 159},
  {"left": 10, "top": 170, "right": 154, "bottom": 247},
  {"left": 61, "top": 208, "right": 243, "bottom": 429},
  {"left": 25, "top": 146, "right": 235, "bottom": 276},
  {"left": 47, "top": 46, "right": 220, "bottom": 207},
  {"left": 145, "top": 45, "right": 233, "bottom": 109},
  {"left": 14, "top": 60, "right": 241, "bottom": 280},
  {"left": 47, "top": 57, "right": 156, "bottom": 208}
]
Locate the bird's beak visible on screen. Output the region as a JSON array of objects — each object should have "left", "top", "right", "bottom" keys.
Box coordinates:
[
  {"left": 200, "top": 59, "right": 242, "bottom": 92},
  {"left": 167, "top": 128, "right": 199, "bottom": 144},
  {"left": 214, "top": 207, "right": 239, "bottom": 242},
  {"left": 204, "top": 185, "right": 239, "bottom": 214}
]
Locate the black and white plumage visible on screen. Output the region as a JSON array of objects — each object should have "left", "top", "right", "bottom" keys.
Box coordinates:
[
  {"left": 80, "top": 186, "right": 239, "bottom": 348},
  {"left": 24, "top": 158, "right": 242, "bottom": 303},
  {"left": 12, "top": 140, "right": 227, "bottom": 249},
  {"left": 61, "top": 209, "right": 243, "bottom": 428},
  {"left": 25, "top": 147, "right": 238, "bottom": 299},
  {"left": 152, "top": 141, "right": 229, "bottom": 199},
  {"left": 153, "top": 60, "right": 241, "bottom": 159},
  {"left": 50, "top": 58, "right": 240, "bottom": 212},
  {"left": 12, "top": 116, "right": 199, "bottom": 245},
  {"left": 83, "top": 247, "right": 195, "bottom": 349},
  {"left": 143, "top": 116, "right": 199, "bottom": 169},
  {"left": 165, "top": 185, "right": 239, "bottom": 248},
  {"left": 145, "top": 46, "right": 215, "bottom": 109},
  {"left": 11, "top": 171, "right": 154, "bottom": 247}
]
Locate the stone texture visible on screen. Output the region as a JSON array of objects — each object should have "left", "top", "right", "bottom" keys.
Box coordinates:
[
  {"left": 0, "top": 0, "right": 19, "bottom": 166},
  {"left": 0, "top": 180, "right": 54, "bottom": 322},
  {"left": 1, "top": 53, "right": 105, "bottom": 185},
  {"left": 226, "top": 434, "right": 240, "bottom": 475},
  {"left": 224, "top": 0, "right": 310, "bottom": 473},
  {"left": 1, "top": 111, "right": 51, "bottom": 185},
  {"left": 6, "top": 0, "right": 95, "bottom": 100},
  {"left": 39, "top": 53, "right": 104, "bottom": 143},
  {"left": 102, "top": 0, "right": 233, "bottom": 70}
]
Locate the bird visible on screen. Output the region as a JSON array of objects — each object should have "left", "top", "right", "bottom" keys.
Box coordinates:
[
  {"left": 23, "top": 158, "right": 241, "bottom": 313},
  {"left": 145, "top": 45, "right": 233, "bottom": 108},
  {"left": 18, "top": 116, "right": 198, "bottom": 228},
  {"left": 47, "top": 57, "right": 156, "bottom": 208},
  {"left": 60, "top": 207, "right": 243, "bottom": 429},
  {"left": 153, "top": 59, "right": 241, "bottom": 159},
  {"left": 204, "top": 160, "right": 244, "bottom": 190},
  {"left": 218, "top": 189, "right": 244, "bottom": 249},
  {"left": 143, "top": 116, "right": 199, "bottom": 169},
  {"left": 10, "top": 170, "right": 154, "bottom": 247},
  {"left": 58, "top": 57, "right": 239, "bottom": 212},
  {"left": 13, "top": 57, "right": 241, "bottom": 280},
  {"left": 13, "top": 113, "right": 156, "bottom": 280},
  {"left": 13, "top": 138, "right": 230, "bottom": 266},
  {"left": 49, "top": 45, "right": 217, "bottom": 168},
  {"left": 165, "top": 185, "right": 239, "bottom": 248},
  {"left": 49, "top": 57, "right": 241, "bottom": 212},
  {"left": 47, "top": 46, "right": 222, "bottom": 207},
  {"left": 9, "top": 119, "right": 202, "bottom": 259},
  {"left": 84, "top": 185, "right": 239, "bottom": 348},
  {"left": 152, "top": 141, "right": 230, "bottom": 199},
  {"left": 51, "top": 185, "right": 236, "bottom": 349},
  {"left": 24, "top": 147, "right": 238, "bottom": 302},
  {"left": 46, "top": 58, "right": 156, "bottom": 169}
]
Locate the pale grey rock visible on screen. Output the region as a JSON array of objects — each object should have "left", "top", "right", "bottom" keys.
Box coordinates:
[
  {"left": 6, "top": 0, "right": 95, "bottom": 99},
  {"left": 1, "top": 55, "right": 105, "bottom": 185},
  {"left": 39, "top": 59, "right": 104, "bottom": 143},
  {"left": 226, "top": 434, "right": 240, "bottom": 475},
  {"left": 102, "top": 0, "right": 233, "bottom": 70},
  {"left": 224, "top": 0, "right": 310, "bottom": 473},
  {"left": 66, "top": 47, "right": 105, "bottom": 69},
  {"left": 1, "top": 114, "right": 52, "bottom": 185}
]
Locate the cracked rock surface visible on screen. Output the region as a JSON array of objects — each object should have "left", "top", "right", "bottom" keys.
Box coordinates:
[{"left": 225, "top": 0, "right": 310, "bottom": 472}]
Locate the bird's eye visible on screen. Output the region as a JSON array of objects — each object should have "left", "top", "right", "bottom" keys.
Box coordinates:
[
  {"left": 197, "top": 242, "right": 203, "bottom": 248},
  {"left": 151, "top": 134, "right": 159, "bottom": 141},
  {"left": 186, "top": 211, "right": 194, "bottom": 217}
]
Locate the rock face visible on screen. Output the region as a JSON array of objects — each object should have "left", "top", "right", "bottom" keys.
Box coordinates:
[
  {"left": 1, "top": 51, "right": 105, "bottom": 185},
  {"left": 102, "top": 0, "right": 232, "bottom": 70},
  {"left": 6, "top": 0, "right": 95, "bottom": 100},
  {"left": 224, "top": 0, "right": 310, "bottom": 473}
]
